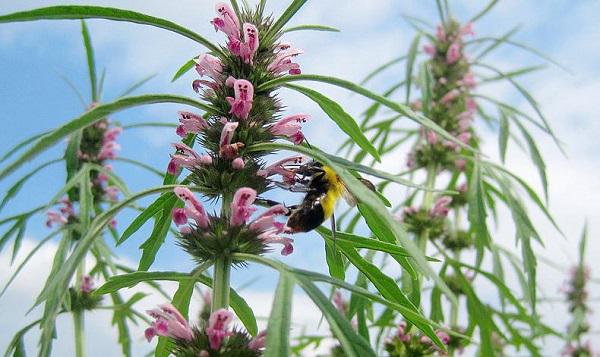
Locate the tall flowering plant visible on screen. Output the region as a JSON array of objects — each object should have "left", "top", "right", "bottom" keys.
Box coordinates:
[
  {"left": 0, "top": 0, "right": 486, "bottom": 355},
  {"left": 337, "top": 2, "right": 565, "bottom": 356},
  {"left": 0, "top": 21, "right": 165, "bottom": 357}
]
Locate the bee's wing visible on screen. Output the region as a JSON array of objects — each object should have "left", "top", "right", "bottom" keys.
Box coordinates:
[
  {"left": 341, "top": 182, "right": 358, "bottom": 207},
  {"left": 341, "top": 178, "right": 376, "bottom": 207}
]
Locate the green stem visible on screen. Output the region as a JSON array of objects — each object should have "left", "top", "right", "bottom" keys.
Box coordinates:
[
  {"left": 212, "top": 255, "right": 232, "bottom": 312},
  {"left": 73, "top": 260, "right": 86, "bottom": 357},
  {"left": 73, "top": 310, "right": 85, "bottom": 357}
]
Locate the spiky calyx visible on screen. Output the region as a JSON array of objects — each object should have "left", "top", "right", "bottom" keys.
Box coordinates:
[
  {"left": 170, "top": 327, "right": 261, "bottom": 357},
  {"left": 67, "top": 287, "right": 103, "bottom": 312},
  {"left": 177, "top": 215, "right": 268, "bottom": 267}
]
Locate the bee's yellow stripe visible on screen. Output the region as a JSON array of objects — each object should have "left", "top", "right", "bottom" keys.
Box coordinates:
[{"left": 321, "top": 166, "right": 343, "bottom": 219}]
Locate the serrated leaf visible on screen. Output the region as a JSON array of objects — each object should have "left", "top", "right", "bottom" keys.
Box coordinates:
[
  {"left": 0, "top": 94, "right": 213, "bottom": 181},
  {"left": 286, "top": 84, "right": 380, "bottom": 162},
  {"left": 264, "top": 272, "right": 295, "bottom": 357}
]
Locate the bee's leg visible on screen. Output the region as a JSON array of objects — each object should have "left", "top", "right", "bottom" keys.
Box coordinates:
[
  {"left": 273, "top": 181, "right": 313, "bottom": 192},
  {"left": 255, "top": 197, "right": 297, "bottom": 217},
  {"left": 330, "top": 212, "right": 337, "bottom": 252}
]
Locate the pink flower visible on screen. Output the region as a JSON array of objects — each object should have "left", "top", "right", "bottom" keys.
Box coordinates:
[
  {"left": 466, "top": 97, "right": 477, "bottom": 113},
  {"left": 174, "top": 187, "right": 210, "bottom": 228},
  {"left": 248, "top": 330, "right": 267, "bottom": 350},
  {"left": 436, "top": 25, "right": 446, "bottom": 42},
  {"left": 258, "top": 228, "right": 294, "bottom": 255},
  {"left": 80, "top": 275, "right": 94, "bottom": 294},
  {"left": 168, "top": 143, "right": 209, "bottom": 172},
  {"left": 457, "top": 183, "right": 468, "bottom": 194},
  {"left": 430, "top": 196, "right": 452, "bottom": 218},
  {"left": 219, "top": 122, "right": 244, "bottom": 159},
  {"left": 97, "top": 141, "right": 121, "bottom": 160},
  {"left": 232, "top": 157, "right": 245, "bottom": 169},
  {"left": 458, "top": 131, "right": 471, "bottom": 145},
  {"left": 423, "top": 44, "right": 436, "bottom": 56},
  {"left": 230, "top": 187, "right": 257, "bottom": 226},
  {"left": 455, "top": 159, "right": 466, "bottom": 171},
  {"left": 212, "top": 2, "right": 240, "bottom": 41},
  {"left": 109, "top": 218, "right": 117, "bottom": 230},
  {"left": 269, "top": 113, "right": 309, "bottom": 144},
  {"left": 103, "top": 127, "right": 122, "bottom": 144},
  {"left": 145, "top": 304, "right": 194, "bottom": 342},
  {"left": 205, "top": 308, "right": 234, "bottom": 349},
  {"left": 446, "top": 43, "right": 462, "bottom": 64},
  {"left": 176, "top": 111, "right": 208, "bottom": 137},
  {"left": 396, "top": 322, "right": 410, "bottom": 342},
  {"left": 256, "top": 155, "right": 306, "bottom": 184},
  {"left": 436, "top": 330, "right": 451, "bottom": 345},
  {"left": 440, "top": 88, "right": 461, "bottom": 105},
  {"left": 226, "top": 79, "right": 254, "bottom": 119},
  {"left": 248, "top": 204, "right": 293, "bottom": 255},
  {"left": 249, "top": 204, "right": 288, "bottom": 232},
  {"left": 46, "top": 211, "right": 68, "bottom": 228},
  {"left": 267, "top": 47, "right": 303, "bottom": 75},
  {"left": 104, "top": 186, "right": 119, "bottom": 201},
  {"left": 333, "top": 290, "right": 347, "bottom": 314},
  {"left": 461, "top": 73, "right": 477, "bottom": 88},
  {"left": 195, "top": 54, "right": 223, "bottom": 81},
  {"left": 172, "top": 208, "right": 188, "bottom": 226},
  {"left": 426, "top": 130, "right": 438, "bottom": 145},
  {"left": 240, "top": 23, "right": 259, "bottom": 64},
  {"left": 460, "top": 22, "right": 475, "bottom": 37},
  {"left": 179, "top": 226, "right": 192, "bottom": 234}
]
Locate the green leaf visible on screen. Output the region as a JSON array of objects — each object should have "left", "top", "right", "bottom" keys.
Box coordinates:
[
  {"left": 286, "top": 83, "right": 381, "bottom": 162},
  {"left": 282, "top": 24, "right": 339, "bottom": 33},
  {"left": 0, "top": 158, "right": 62, "bottom": 213},
  {"left": 237, "top": 253, "right": 447, "bottom": 350},
  {"left": 114, "top": 157, "right": 164, "bottom": 177},
  {"left": 296, "top": 276, "right": 376, "bottom": 357},
  {"left": 0, "top": 6, "right": 222, "bottom": 55},
  {"left": 80, "top": 20, "right": 97, "bottom": 102},
  {"left": 0, "top": 130, "right": 51, "bottom": 164},
  {"left": 498, "top": 110, "right": 509, "bottom": 163},
  {"left": 324, "top": 238, "right": 345, "bottom": 280},
  {"left": 469, "top": 0, "right": 501, "bottom": 22},
  {"left": 138, "top": 195, "right": 180, "bottom": 271},
  {"left": 65, "top": 130, "right": 82, "bottom": 183},
  {"left": 171, "top": 58, "right": 196, "bottom": 82},
  {"left": 35, "top": 185, "right": 183, "bottom": 356},
  {"left": 78, "top": 168, "right": 93, "bottom": 231},
  {"left": 0, "top": 230, "right": 60, "bottom": 297},
  {"left": 118, "top": 192, "right": 176, "bottom": 245},
  {"left": 405, "top": 34, "right": 421, "bottom": 104},
  {"left": 514, "top": 119, "right": 548, "bottom": 201},
  {"left": 467, "top": 160, "right": 490, "bottom": 265},
  {"left": 118, "top": 74, "right": 157, "bottom": 97},
  {"left": 360, "top": 56, "right": 406, "bottom": 85},
  {"left": 316, "top": 227, "right": 439, "bottom": 261},
  {"left": 265, "top": 0, "right": 309, "bottom": 40},
  {"left": 259, "top": 74, "right": 472, "bottom": 151},
  {"left": 248, "top": 142, "right": 457, "bottom": 305},
  {"left": 3, "top": 318, "right": 43, "bottom": 357},
  {"left": 0, "top": 94, "right": 213, "bottom": 181},
  {"left": 337, "top": 241, "right": 443, "bottom": 344},
  {"left": 264, "top": 272, "right": 295, "bottom": 357}
]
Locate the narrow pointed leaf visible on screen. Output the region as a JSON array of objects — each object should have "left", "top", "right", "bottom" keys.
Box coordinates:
[{"left": 264, "top": 273, "right": 295, "bottom": 357}]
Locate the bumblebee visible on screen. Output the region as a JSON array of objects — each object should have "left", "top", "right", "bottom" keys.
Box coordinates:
[{"left": 274, "top": 161, "right": 376, "bottom": 237}]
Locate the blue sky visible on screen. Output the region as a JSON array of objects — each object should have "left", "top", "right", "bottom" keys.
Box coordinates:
[{"left": 1, "top": 0, "right": 600, "bottom": 355}]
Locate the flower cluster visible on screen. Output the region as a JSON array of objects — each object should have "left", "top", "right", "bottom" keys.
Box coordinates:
[
  {"left": 166, "top": 2, "right": 309, "bottom": 205},
  {"left": 384, "top": 321, "right": 450, "bottom": 357},
  {"left": 407, "top": 20, "right": 476, "bottom": 173},
  {"left": 397, "top": 196, "right": 452, "bottom": 239},
  {"left": 561, "top": 264, "right": 596, "bottom": 356},
  {"left": 68, "top": 275, "right": 102, "bottom": 312},
  {"left": 173, "top": 186, "right": 294, "bottom": 265},
  {"left": 145, "top": 304, "right": 265, "bottom": 356},
  {"left": 45, "top": 116, "right": 123, "bottom": 230}
]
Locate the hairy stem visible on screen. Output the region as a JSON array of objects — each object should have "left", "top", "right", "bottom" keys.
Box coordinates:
[
  {"left": 212, "top": 256, "right": 232, "bottom": 312},
  {"left": 73, "top": 310, "right": 85, "bottom": 357}
]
